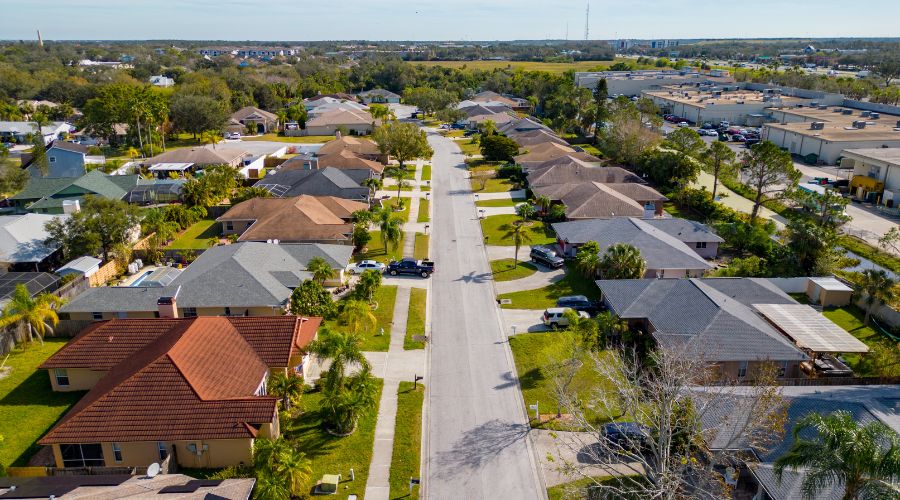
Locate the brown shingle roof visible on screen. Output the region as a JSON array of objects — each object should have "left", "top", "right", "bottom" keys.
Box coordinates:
[
  {"left": 306, "top": 108, "right": 373, "bottom": 127},
  {"left": 316, "top": 149, "right": 384, "bottom": 174},
  {"left": 508, "top": 129, "right": 569, "bottom": 148},
  {"left": 38, "top": 317, "right": 279, "bottom": 444},
  {"left": 141, "top": 147, "right": 247, "bottom": 166},
  {"left": 231, "top": 106, "right": 278, "bottom": 124},
  {"left": 515, "top": 142, "right": 602, "bottom": 166},
  {"left": 216, "top": 195, "right": 367, "bottom": 243},
  {"left": 533, "top": 182, "right": 667, "bottom": 219},
  {"left": 317, "top": 136, "right": 381, "bottom": 157},
  {"left": 526, "top": 157, "right": 642, "bottom": 186}
]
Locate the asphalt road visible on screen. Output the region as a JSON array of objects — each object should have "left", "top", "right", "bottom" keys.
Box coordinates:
[{"left": 423, "top": 130, "right": 545, "bottom": 499}]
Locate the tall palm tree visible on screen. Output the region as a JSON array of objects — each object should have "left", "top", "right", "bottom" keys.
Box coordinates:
[
  {"left": 253, "top": 437, "right": 312, "bottom": 499},
  {"left": 201, "top": 129, "right": 221, "bottom": 149},
  {"left": 340, "top": 299, "right": 377, "bottom": 335},
  {"left": 267, "top": 371, "right": 304, "bottom": 411},
  {"left": 857, "top": 269, "right": 895, "bottom": 325},
  {"left": 500, "top": 221, "right": 533, "bottom": 268},
  {"left": 774, "top": 410, "right": 900, "bottom": 500},
  {"left": 308, "top": 328, "right": 370, "bottom": 393},
  {"left": 306, "top": 256, "right": 335, "bottom": 285},
  {"left": 376, "top": 207, "right": 403, "bottom": 255},
  {"left": 0, "top": 285, "right": 65, "bottom": 346},
  {"left": 598, "top": 243, "right": 646, "bottom": 280}
]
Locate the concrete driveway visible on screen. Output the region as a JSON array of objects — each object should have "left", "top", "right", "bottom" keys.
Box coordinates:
[
  {"left": 500, "top": 309, "right": 550, "bottom": 335},
  {"left": 532, "top": 430, "right": 645, "bottom": 488},
  {"left": 495, "top": 265, "right": 565, "bottom": 295}
]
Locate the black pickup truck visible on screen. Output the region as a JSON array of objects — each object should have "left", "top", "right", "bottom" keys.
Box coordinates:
[{"left": 386, "top": 258, "right": 435, "bottom": 278}]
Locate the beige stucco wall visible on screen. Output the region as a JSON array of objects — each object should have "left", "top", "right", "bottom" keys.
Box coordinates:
[
  {"left": 65, "top": 306, "right": 284, "bottom": 322},
  {"left": 47, "top": 368, "right": 105, "bottom": 392},
  {"left": 305, "top": 124, "right": 372, "bottom": 136},
  {"left": 50, "top": 438, "right": 258, "bottom": 469}
]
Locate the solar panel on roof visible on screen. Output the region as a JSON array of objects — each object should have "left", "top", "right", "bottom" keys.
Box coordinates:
[
  {"left": 754, "top": 303, "right": 870, "bottom": 353},
  {"left": 158, "top": 480, "right": 223, "bottom": 494}
]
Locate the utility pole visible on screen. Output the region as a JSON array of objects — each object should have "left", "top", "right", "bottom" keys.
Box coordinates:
[{"left": 584, "top": 1, "right": 590, "bottom": 41}]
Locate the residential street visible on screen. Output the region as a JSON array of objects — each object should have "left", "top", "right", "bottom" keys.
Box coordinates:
[{"left": 423, "top": 130, "right": 546, "bottom": 499}]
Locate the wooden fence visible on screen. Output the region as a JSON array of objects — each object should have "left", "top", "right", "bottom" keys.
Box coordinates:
[
  {"left": 734, "top": 375, "right": 900, "bottom": 387},
  {"left": 88, "top": 261, "right": 120, "bottom": 287}
]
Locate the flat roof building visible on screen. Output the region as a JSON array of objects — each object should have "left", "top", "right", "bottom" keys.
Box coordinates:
[
  {"left": 644, "top": 86, "right": 814, "bottom": 127},
  {"left": 840, "top": 147, "right": 900, "bottom": 205},
  {"left": 574, "top": 70, "right": 733, "bottom": 96}
]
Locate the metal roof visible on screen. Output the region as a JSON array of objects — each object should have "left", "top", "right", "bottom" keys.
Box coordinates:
[
  {"left": 149, "top": 162, "right": 194, "bottom": 171},
  {"left": 808, "top": 276, "right": 853, "bottom": 292},
  {"left": 754, "top": 303, "right": 869, "bottom": 353}
]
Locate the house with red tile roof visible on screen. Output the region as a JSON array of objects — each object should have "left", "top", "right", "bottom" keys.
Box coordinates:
[{"left": 38, "top": 316, "right": 321, "bottom": 469}]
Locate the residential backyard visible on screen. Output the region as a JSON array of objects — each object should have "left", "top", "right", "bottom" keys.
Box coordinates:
[
  {"left": 499, "top": 265, "right": 600, "bottom": 310},
  {"left": 0, "top": 339, "right": 83, "bottom": 468},
  {"left": 821, "top": 305, "right": 900, "bottom": 377},
  {"left": 388, "top": 382, "right": 425, "bottom": 498},
  {"left": 166, "top": 218, "right": 220, "bottom": 250},
  {"left": 481, "top": 214, "right": 555, "bottom": 246}
]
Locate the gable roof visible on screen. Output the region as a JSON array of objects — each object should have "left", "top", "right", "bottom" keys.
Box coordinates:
[
  {"left": 0, "top": 214, "right": 65, "bottom": 263},
  {"left": 315, "top": 149, "right": 384, "bottom": 173},
  {"left": 533, "top": 182, "right": 667, "bottom": 219},
  {"left": 60, "top": 242, "right": 353, "bottom": 313},
  {"left": 515, "top": 143, "right": 603, "bottom": 166},
  {"left": 231, "top": 106, "right": 278, "bottom": 123},
  {"left": 358, "top": 88, "right": 401, "bottom": 99},
  {"left": 142, "top": 147, "right": 247, "bottom": 166},
  {"left": 597, "top": 278, "right": 807, "bottom": 362},
  {"left": 255, "top": 167, "right": 370, "bottom": 200},
  {"left": 38, "top": 316, "right": 281, "bottom": 444},
  {"left": 317, "top": 136, "right": 381, "bottom": 157},
  {"left": 553, "top": 218, "right": 715, "bottom": 271},
  {"left": 642, "top": 218, "right": 725, "bottom": 243},
  {"left": 49, "top": 141, "right": 89, "bottom": 154},
  {"left": 306, "top": 108, "right": 373, "bottom": 126},
  {"left": 508, "top": 129, "right": 569, "bottom": 148},
  {"left": 11, "top": 170, "right": 140, "bottom": 204},
  {"left": 217, "top": 195, "right": 367, "bottom": 242},
  {"left": 525, "top": 157, "right": 638, "bottom": 184},
  {"left": 498, "top": 116, "right": 552, "bottom": 135}
]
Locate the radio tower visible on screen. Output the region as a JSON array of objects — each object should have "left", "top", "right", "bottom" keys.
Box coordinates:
[{"left": 584, "top": 1, "right": 590, "bottom": 41}]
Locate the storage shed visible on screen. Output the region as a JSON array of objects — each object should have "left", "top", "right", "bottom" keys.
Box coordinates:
[{"left": 806, "top": 277, "right": 853, "bottom": 307}]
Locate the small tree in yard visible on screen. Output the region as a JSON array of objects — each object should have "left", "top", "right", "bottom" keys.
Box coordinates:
[
  {"left": 551, "top": 346, "right": 788, "bottom": 499},
  {"left": 373, "top": 121, "right": 432, "bottom": 169},
  {"left": 598, "top": 243, "right": 646, "bottom": 279},
  {"left": 575, "top": 241, "right": 602, "bottom": 277},
  {"left": 742, "top": 141, "right": 800, "bottom": 223},
  {"left": 479, "top": 134, "right": 518, "bottom": 162},
  {"left": 376, "top": 207, "right": 403, "bottom": 254},
  {"left": 354, "top": 269, "right": 383, "bottom": 306},
  {"left": 340, "top": 299, "right": 378, "bottom": 335},
  {"left": 0, "top": 284, "right": 65, "bottom": 346},
  {"left": 702, "top": 140, "right": 737, "bottom": 200},
  {"left": 386, "top": 165, "right": 411, "bottom": 201},
  {"left": 500, "top": 221, "right": 533, "bottom": 268},
  {"left": 515, "top": 202, "right": 537, "bottom": 223},
  {"left": 267, "top": 371, "right": 304, "bottom": 411},
  {"left": 306, "top": 256, "right": 335, "bottom": 285},
  {"left": 857, "top": 269, "right": 895, "bottom": 325},
  {"left": 44, "top": 196, "right": 141, "bottom": 262},
  {"left": 289, "top": 279, "right": 336, "bottom": 318},
  {"left": 352, "top": 224, "right": 371, "bottom": 251}
]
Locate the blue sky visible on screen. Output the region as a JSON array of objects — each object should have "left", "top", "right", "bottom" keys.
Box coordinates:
[{"left": 1, "top": 0, "right": 898, "bottom": 41}]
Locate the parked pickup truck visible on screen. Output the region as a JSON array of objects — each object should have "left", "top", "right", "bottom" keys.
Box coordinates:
[{"left": 386, "top": 258, "right": 435, "bottom": 278}]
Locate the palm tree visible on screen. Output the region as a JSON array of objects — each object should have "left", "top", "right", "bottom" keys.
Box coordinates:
[
  {"left": 369, "top": 104, "right": 391, "bottom": 124},
  {"left": 267, "top": 371, "right": 304, "bottom": 411},
  {"left": 201, "top": 129, "right": 221, "bottom": 149},
  {"left": 307, "top": 256, "right": 335, "bottom": 285},
  {"left": 354, "top": 270, "right": 383, "bottom": 305},
  {"left": 598, "top": 243, "right": 646, "bottom": 279},
  {"left": 387, "top": 166, "right": 412, "bottom": 201},
  {"left": 126, "top": 146, "right": 141, "bottom": 160},
  {"left": 0, "top": 285, "right": 65, "bottom": 346},
  {"left": 774, "top": 410, "right": 900, "bottom": 500},
  {"left": 320, "top": 365, "right": 380, "bottom": 435},
  {"left": 308, "top": 328, "right": 370, "bottom": 393},
  {"left": 515, "top": 202, "right": 537, "bottom": 223},
  {"left": 340, "top": 299, "right": 377, "bottom": 335},
  {"left": 376, "top": 207, "right": 403, "bottom": 255},
  {"left": 535, "top": 195, "right": 552, "bottom": 215},
  {"left": 253, "top": 437, "right": 312, "bottom": 499},
  {"left": 478, "top": 119, "right": 498, "bottom": 137},
  {"left": 362, "top": 177, "right": 383, "bottom": 198},
  {"left": 500, "top": 222, "right": 533, "bottom": 268},
  {"left": 575, "top": 241, "right": 602, "bottom": 277},
  {"left": 857, "top": 269, "right": 895, "bottom": 325}
]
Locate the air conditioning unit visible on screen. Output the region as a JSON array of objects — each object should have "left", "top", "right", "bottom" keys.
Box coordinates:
[
  {"left": 810, "top": 122, "right": 825, "bottom": 130},
  {"left": 855, "top": 121, "right": 867, "bottom": 129}
]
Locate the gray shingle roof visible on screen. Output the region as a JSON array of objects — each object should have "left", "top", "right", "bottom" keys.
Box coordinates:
[
  {"left": 597, "top": 278, "right": 807, "bottom": 362},
  {"left": 642, "top": 218, "right": 724, "bottom": 243},
  {"left": 552, "top": 218, "right": 713, "bottom": 272},
  {"left": 61, "top": 242, "right": 352, "bottom": 313},
  {"left": 255, "top": 167, "right": 369, "bottom": 200}
]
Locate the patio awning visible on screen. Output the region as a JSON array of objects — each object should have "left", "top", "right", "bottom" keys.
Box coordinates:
[
  {"left": 149, "top": 162, "right": 194, "bottom": 172},
  {"left": 753, "top": 303, "right": 869, "bottom": 353}
]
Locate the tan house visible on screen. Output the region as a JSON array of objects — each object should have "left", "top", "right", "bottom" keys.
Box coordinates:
[
  {"left": 317, "top": 135, "right": 382, "bottom": 160},
  {"left": 227, "top": 106, "right": 279, "bottom": 134},
  {"left": 532, "top": 181, "right": 667, "bottom": 219},
  {"left": 514, "top": 142, "right": 602, "bottom": 169},
  {"left": 315, "top": 149, "right": 385, "bottom": 175},
  {"left": 305, "top": 109, "right": 375, "bottom": 136},
  {"left": 217, "top": 195, "right": 368, "bottom": 244},
  {"left": 38, "top": 315, "right": 321, "bottom": 469}
]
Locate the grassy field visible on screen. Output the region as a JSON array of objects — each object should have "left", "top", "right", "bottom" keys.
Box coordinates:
[
  {"left": 417, "top": 199, "right": 430, "bottom": 223},
  {"left": 475, "top": 198, "right": 524, "bottom": 208},
  {"left": 411, "top": 59, "right": 623, "bottom": 74},
  {"left": 242, "top": 133, "right": 337, "bottom": 143},
  {"left": 357, "top": 231, "right": 405, "bottom": 263},
  {"left": 458, "top": 138, "right": 481, "bottom": 156},
  {"left": 490, "top": 258, "right": 538, "bottom": 282},
  {"left": 388, "top": 382, "right": 425, "bottom": 498},
  {"left": 0, "top": 339, "right": 84, "bottom": 468},
  {"left": 282, "top": 381, "right": 383, "bottom": 498},
  {"left": 471, "top": 177, "right": 516, "bottom": 193},
  {"left": 820, "top": 305, "right": 899, "bottom": 376},
  {"left": 499, "top": 265, "right": 600, "bottom": 310},
  {"left": 480, "top": 215, "right": 555, "bottom": 247},
  {"left": 421, "top": 164, "right": 431, "bottom": 181},
  {"left": 509, "top": 331, "right": 621, "bottom": 429},
  {"left": 405, "top": 288, "right": 427, "bottom": 350},
  {"left": 167, "top": 218, "right": 219, "bottom": 250},
  {"left": 414, "top": 234, "right": 430, "bottom": 260}
]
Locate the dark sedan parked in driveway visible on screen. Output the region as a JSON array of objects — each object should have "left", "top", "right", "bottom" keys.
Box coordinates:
[{"left": 530, "top": 246, "right": 564, "bottom": 268}]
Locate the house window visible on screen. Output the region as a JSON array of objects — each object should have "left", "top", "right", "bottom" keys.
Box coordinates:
[
  {"left": 112, "top": 443, "right": 123, "bottom": 462},
  {"left": 695, "top": 242, "right": 707, "bottom": 249},
  {"left": 49, "top": 156, "right": 56, "bottom": 163},
  {"left": 54, "top": 369, "right": 70, "bottom": 387},
  {"left": 779, "top": 361, "right": 789, "bottom": 378},
  {"left": 224, "top": 307, "right": 232, "bottom": 316},
  {"left": 60, "top": 443, "right": 105, "bottom": 467},
  {"left": 738, "top": 361, "right": 748, "bottom": 378},
  {"left": 92, "top": 312, "right": 103, "bottom": 320},
  {"left": 225, "top": 221, "right": 234, "bottom": 231},
  {"left": 157, "top": 441, "right": 168, "bottom": 461},
  {"left": 182, "top": 307, "right": 197, "bottom": 318}
]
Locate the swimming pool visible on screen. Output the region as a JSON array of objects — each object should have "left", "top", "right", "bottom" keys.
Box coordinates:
[{"left": 130, "top": 269, "right": 154, "bottom": 287}]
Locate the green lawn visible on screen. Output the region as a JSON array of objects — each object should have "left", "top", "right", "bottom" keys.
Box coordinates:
[
  {"left": 459, "top": 138, "right": 481, "bottom": 156},
  {"left": 475, "top": 198, "right": 525, "bottom": 208},
  {"left": 414, "top": 234, "right": 430, "bottom": 260},
  {"left": 509, "top": 331, "right": 621, "bottom": 429},
  {"left": 480, "top": 215, "right": 555, "bottom": 247},
  {"left": 405, "top": 288, "right": 427, "bottom": 350},
  {"left": 548, "top": 476, "right": 645, "bottom": 500},
  {"left": 471, "top": 177, "right": 516, "bottom": 193},
  {"left": 384, "top": 198, "right": 411, "bottom": 223},
  {"left": 242, "top": 133, "right": 337, "bottom": 143},
  {"left": 358, "top": 231, "right": 406, "bottom": 263},
  {"left": 490, "top": 259, "right": 538, "bottom": 282},
  {"left": 417, "top": 199, "right": 430, "bottom": 223},
  {"left": 365, "top": 285, "right": 399, "bottom": 352},
  {"left": 389, "top": 382, "right": 425, "bottom": 499},
  {"left": 421, "top": 164, "right": 431, "bottom": 181},
  {"left": 569, "top": 143, "right": 604, "bottom": 157},
  {"left": 820, "top": 304, "right": 899, "bottom": 377},
  {"left": 499, "top": 264, "right": 600, "bottom": 310},
  {"left": 838, "top": 235, "right": 900, "bottom": 275},
  {"left": 281, "top": 381, "right": 383, "bottom": 498},
  {"left": 0, "top": 339, "right": 84, "bottom": 468},
  {"left": 167, "top": 218, "right": 220, "bottom": 250}
]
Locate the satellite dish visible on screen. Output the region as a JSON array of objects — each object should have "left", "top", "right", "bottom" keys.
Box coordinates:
[{"left": 147, "top": 462, "right": 161, "bottom": 478}]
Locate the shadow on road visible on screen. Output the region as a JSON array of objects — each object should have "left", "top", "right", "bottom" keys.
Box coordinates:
[
  {"left": 433, "top": 418, "right": 531, "bottom": 479},
  {"left": 493, "top": 371, "right": 519, "bottom": 390},
  {"left": 454, "top": 270, "right": 492, "bottom": 284}
]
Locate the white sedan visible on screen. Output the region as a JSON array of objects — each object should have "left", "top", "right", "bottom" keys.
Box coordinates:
[{"left": 347, "top": 260, "right": 386, "bottom": 274}]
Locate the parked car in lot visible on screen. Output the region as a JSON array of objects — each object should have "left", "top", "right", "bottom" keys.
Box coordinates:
[
  {"left": 225, "top": 132, "right": 241, "bottom": 140},
  {"left": 348, "top": 260, "right": 386, "bottom": 275},
  {"left": 386, "top": 258, "right": 435, "bottom": 278},
  {"left": 701, "top": 122, "right": 715, "bottom": 129},
  {"left": 542, "top": 307, "right": 590, "bottom": 328},
  {"left": 731, "top": 134, "right": 746, "bottom": 142},
  {"left": 677, "top": 122, "right": 690, "bottom": 128},
  {"left": 600, "top": 422, "right": 651, "bottom": 453},
  {"left": 556, "top": 295, "right": 599, "bottom": 315},
  {"left": 699, "top": 129, "right": 717, "bottom": 136},
  {"left": 530, "top": 246, "right": 564, "bottom": 268}
]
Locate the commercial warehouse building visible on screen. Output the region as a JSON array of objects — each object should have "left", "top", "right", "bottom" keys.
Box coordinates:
[
  {"left": 840, "top": 148, "right": 900, "bottom": 205},
  {"left": 644, "top": 86, "right": 814, "bottom": 127},
  {"left": 574, "top": 70, "right": 733, "bottom": 96}
]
